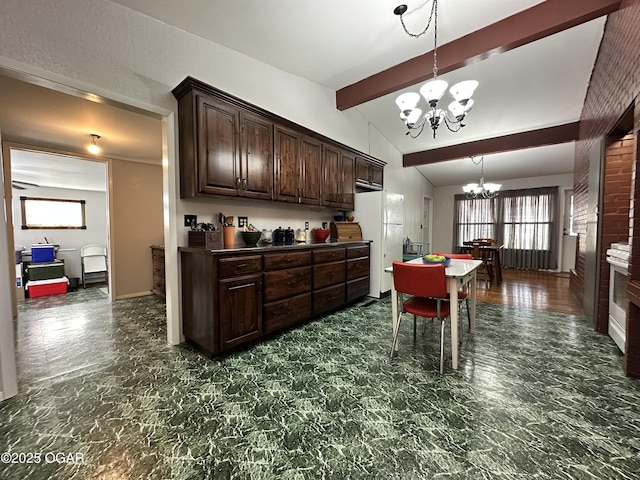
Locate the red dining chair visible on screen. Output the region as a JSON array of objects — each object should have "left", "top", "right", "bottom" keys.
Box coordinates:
[
  {"left": 390, "top": 261, "right": 451, "bottom": 375},
  {"left": 433, "top": 252, "right": 472, "bottom": 336}
]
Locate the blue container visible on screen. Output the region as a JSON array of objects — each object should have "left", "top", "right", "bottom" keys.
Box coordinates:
[{"left": 31, "top": 245, "right": 55, "bottom": 263}]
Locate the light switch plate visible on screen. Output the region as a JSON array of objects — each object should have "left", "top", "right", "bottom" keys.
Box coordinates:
[{"left": 238, "top": 216, "right": 248, "bottom": 228}]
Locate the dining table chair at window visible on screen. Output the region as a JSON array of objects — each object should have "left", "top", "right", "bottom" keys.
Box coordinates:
[
  {"left": 462, "top": 240, "right": 495, "bottom": 287},
  {"left": 390, "top": 261, "right": 451, "bottom": 375}
]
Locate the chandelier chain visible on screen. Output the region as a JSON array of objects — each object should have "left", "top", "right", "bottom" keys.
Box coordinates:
[
  {"left": 398, "top": 0, "right": 438, "bottom": 39},
  {"left": 432, "top": 0, "right": 438, "bottom": 79}
]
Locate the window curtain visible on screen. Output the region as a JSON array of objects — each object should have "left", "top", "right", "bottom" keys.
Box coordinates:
[{"left": 454, "top": 186, "right": 559, "bottom": 270}]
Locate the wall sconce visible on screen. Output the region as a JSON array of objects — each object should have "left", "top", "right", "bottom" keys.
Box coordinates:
[{"left": 87, "top": 134, "right": 101, "bottom": 155}]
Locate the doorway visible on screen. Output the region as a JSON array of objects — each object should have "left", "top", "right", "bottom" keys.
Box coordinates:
[
  {"left": 422, "top": 195, "right": 432, "bottom": 251},
  {"left": 8, "top": 147, "right": 110, "bottom": 303}
]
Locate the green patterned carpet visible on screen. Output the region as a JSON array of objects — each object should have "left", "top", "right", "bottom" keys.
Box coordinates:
[{"left": 1, "top": 289, "right": 639, "bottom": 479}]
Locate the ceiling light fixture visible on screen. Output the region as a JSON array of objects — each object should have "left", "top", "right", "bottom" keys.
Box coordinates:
[
  {"left": 393, "top": 0, "right": 478, "bottom": 138},
  {"left": 87, "top": 134, "right": 101, "bottom": 155},
  {"left": 462, "top": 156, "right": 501, "bottom": 199}
]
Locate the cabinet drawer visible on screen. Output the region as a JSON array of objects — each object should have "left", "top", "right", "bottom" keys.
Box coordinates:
[
  {"left": 152, "top": 249, "right": 165, "bottom": 261},
  {"left": 313, "top": 284, "right": 345, "bottom": 316},
  {"left": 263, "top": 266, "right": 312, "bottom": 302},
  {"left": 219, "top": 255, "right": 262, "bottom": 278},
  {"left": 313, "top": 261, "right": 345, "bottom": 289},
  {"left": 347, "top": 245, "right": 369, "bottom": 259},
  {"left": 346, "top": 257, "right": 369, "bottom": 280},
  {"left": 153, "top": 261, "right": 165, "bottom": 279},
  {"left": 313, "top": 247, "right": 346, "bottom": 264},
  {"left": 263, "top": 251, "right": 311, "bottom": 271},
  {"left": 346, "top": 277, "right": 369, "bottom": 302},
  {"left": 263, "top": 292, "right": 312, "bottom": 334}
]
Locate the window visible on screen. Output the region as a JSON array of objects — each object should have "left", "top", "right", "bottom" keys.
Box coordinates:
[
  {"left": 20, "top": 196, "right": 86, "bottom": 229},
  {"left": 454, "top": 186, "right": 559, "bottom": 270}
]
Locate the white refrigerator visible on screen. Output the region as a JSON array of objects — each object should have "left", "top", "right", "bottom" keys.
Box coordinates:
[{"left": 354, "top": 191, "right": 404, "bottom": 298}]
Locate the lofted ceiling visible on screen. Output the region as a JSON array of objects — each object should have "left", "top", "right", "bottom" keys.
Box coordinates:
[{"left": 0, "top": 1, "right": 616, "bottom": 188}]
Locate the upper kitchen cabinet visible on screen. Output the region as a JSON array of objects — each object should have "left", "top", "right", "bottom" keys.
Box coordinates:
[
  {"left": 355, "top": 156, "right": 384, "bottom": 191},
  {"left": 322, "top": 146, "right": 355, "bottom": 210},
  {"left": 174, "top": 88, "right": 273, "bottom": 199},
  {"left": 173, "top": 77, "right": 384, "bottom": 204},
  {"left": 274, "top": 126, "right": 321, "bottom": 205}
]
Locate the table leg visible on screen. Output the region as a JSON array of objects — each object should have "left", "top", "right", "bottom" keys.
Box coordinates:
[
  {"left": 391, "top": 278, "right": 399, "bottom": 352},
  {"left": 469, "top": 271, "right": 477, "bottom": 332},
  {"left": 448, "top": 278, "right": 459, "bottom": 370},
  {"left": 495, "top": 250, "right": 503, "bottom": 285}
]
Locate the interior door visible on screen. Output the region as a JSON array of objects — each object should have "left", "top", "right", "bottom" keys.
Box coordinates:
[{"left": 584, "top": 138, "right": 604, "bottom": 327}]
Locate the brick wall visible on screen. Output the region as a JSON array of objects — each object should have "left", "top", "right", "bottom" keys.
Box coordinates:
[
  {"left": 596, "top": 135, "right": 634, "bottom": 334},
  {"left": 571, "top": 0, "right": 640, "bottom": 377}
]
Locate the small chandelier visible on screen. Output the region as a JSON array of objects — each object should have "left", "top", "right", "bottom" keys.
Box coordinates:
[
  {"left": 393, "top": 0, "right": 478, "bottom": 138},
  {"left": 462, "top": 156, "right": 501, "bottom": 199}
]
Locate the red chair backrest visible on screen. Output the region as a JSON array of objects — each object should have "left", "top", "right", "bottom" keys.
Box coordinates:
[
  {"left": 433, "top": 252, "right": 472, "bottom": 260},
  {"left": 392, "top": 261, "right": 448, "bottom": 299}
]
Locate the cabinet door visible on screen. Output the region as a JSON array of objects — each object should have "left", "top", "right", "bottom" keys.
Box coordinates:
[
  {"left": 321, "top": 144, "right": 341, "bottom": 207},
  {"left": 340, "top": 151, "right": 355, "bottom": 210},
  {"left": 300, "top": 136, "right": 322, "bottom": 205},
  {"left": 355, "top": 157, "right": 371, "bottom": 185},
  {"left": 237, "top": 111, "right": 273, "bottom": 200},
  {"left": 197, "top": 95, "right": 240, "bottom": 196},
  {"left": 274, "top": 125, "right": 301, "bottom": 203},
  {"left": 219, "top": 273, "right": 262, "bottom": 351},
  {"left": 370, "top": 164, "right": 383, "bottom": 189},
  {"left": 240, "top": 110, "right": 274, "bottom": 200}
]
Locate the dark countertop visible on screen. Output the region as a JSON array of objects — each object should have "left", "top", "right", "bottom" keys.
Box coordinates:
[{"left": 179, "top": 240, "right": 371, "bottom": 255}]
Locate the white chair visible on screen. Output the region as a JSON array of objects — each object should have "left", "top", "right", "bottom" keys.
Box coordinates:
[{"left": 81, "top": 244, "right": 108, "bottom": 288}]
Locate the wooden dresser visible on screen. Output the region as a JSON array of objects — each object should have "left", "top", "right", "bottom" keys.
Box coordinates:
[{"left": 150, "top": 245, "right": 165, "bottom": 299}]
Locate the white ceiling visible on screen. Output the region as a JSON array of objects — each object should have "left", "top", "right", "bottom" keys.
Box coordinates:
[
  {"left": 109, "top": 0, "right": 607, "bottom": 185},
  {"left": 0, "top": 1, "right": 608, "bottom": 188}
]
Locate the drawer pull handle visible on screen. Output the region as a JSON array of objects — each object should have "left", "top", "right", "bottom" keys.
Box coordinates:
[{"left": 229, "top": 282, "right": 255, "bottom": 291}]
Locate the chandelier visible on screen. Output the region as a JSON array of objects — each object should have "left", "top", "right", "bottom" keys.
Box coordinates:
[
  {"left": 393, "top": 0, "right": 478, "bottom": 138},
  {"left": 462, "top": 156, "right": 501, "bottom": 199}
]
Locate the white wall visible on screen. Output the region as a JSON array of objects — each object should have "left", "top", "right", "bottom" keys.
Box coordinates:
[
  {"left": 432, "top": 173, "right": 574, "bottom": 263},
  {"left": 12, "top": 185, "right": 108, "bottom": 279}
]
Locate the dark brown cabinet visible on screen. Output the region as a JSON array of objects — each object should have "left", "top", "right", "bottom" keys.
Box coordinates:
[
  {"left": 322, "top": 146, "right": 355, "bottom": 210},
  {"left": 355, "top": 156, "right": 384, "bottom": 191},
  {"left": 274, "top": 127, "right": 321, "bottom": 205},
  {"left": 180, "top": 242, "right": 369, "bottom": 357},
  {"left": 175, "top": 88, "right": 273, "bottom": 199},
  {"left": 150, "top": 245, "right": 165, "bottom": 299},
  {"left": 219, "top": 273, "right": 262, "bottom": 350},
  {"left": 173, "top": 77, "right": 384, "bottom": 205}
]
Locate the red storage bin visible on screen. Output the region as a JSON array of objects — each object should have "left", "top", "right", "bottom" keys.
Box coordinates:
[{"left": 27, "top": 278, "right": 68, "bottom": 298}]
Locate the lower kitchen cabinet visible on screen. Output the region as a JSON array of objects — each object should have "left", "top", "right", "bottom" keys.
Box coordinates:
[
  {"left": 180, "top": 241, "right": 370, "bottom": 357},
  {"left": 219, "top": 273, "right": 263, "bottom": 350}
]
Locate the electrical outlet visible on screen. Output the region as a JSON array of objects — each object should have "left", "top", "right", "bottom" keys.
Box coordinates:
[
  {"left": 239, "top": 216, "right": 248, "bottom": 228},
  {"left": 305, "top": 221, "right": 309, "bottom": 229},
  {"left": 184, "top": 214, "right": 197, "bottom": 227}
]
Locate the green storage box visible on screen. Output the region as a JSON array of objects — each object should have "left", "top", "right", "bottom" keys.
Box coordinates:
[{"left": 27, "top": 261, "right": 65, "bottom": 281}]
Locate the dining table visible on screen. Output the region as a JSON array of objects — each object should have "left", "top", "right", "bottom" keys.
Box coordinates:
[
  {"left": 460, "top": 242, "right": 504, "bottom": 285},
  {"left": 386, "top": 257, "right": 483, "bottom": 370}
]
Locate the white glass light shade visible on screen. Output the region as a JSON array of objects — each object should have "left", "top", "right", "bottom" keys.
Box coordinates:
[
  {"left": 401, "top": 108, "right": 423, "bottom": 126},
  {"left": 395, "top": 92, "right": 420, "bottom": 112},
  {"left": 448, "top": 101, "right": 465, "bottom": 118},
  {"left": 462, "top": 183, "right": 480, "bottom": 193},
  {"left": 449, "top": 80, "right": 478, "bottom": 102},
  {"left": 483, "top": 183, "right": 502, "bottom": 192},
  {"left": 419, "top": 79, "right": 448, "bottom": 102}
]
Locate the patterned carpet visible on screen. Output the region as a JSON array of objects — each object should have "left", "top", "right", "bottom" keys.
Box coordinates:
[{"left": 1, "top": 289, "right": 639, "bottom": 479}]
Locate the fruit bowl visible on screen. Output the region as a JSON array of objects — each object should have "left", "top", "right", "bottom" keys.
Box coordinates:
[
  {"left": 241, "top": 231, "right": 262, "bottom": 247},
  {"left": 311, "top": 228, "right": 331, "bottom": 243},
  {"left": 422, "top": 255, "right": 451, "bottom": 267}
]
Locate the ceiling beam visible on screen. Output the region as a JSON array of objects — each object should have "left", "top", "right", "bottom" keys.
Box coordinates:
[
  {"left": 402, "top": 122, "right": 580, "bottom": 167},
  {"left": 336, "top": 0, "right": 621, "bottom": 111}
]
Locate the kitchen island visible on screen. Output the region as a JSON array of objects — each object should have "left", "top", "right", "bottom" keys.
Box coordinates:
[{"left": 180, "top": 240, "right": 370, "bottom": 358}]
